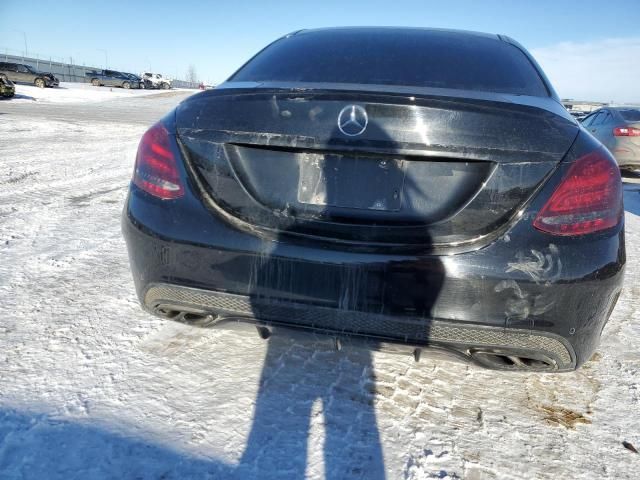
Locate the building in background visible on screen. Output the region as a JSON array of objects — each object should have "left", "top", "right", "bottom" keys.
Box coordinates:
[{"left": 562, "top": 99, "right": 608, "bottom": 113}]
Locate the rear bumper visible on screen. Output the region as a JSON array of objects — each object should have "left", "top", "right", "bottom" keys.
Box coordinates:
[
  {"left": 143, "top": 282, "right": 577, "bottom": 370},
  {"left": 616, "top": 156, "right": 640, "bottom": 169},
  {"left": 122, "top": 183, "right": 625, "bottom": 371}
]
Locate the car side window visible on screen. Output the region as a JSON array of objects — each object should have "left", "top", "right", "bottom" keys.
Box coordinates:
[
  {"left": 582, "top": 114, "right": 595, "bottom": 127},
  {"left": 591, "top": 112, "right": 605, "bottom": 126},
  {"left": 585, "top": 112, "right": 600, "bottom": 126},
  {"left": 16, "top": 65, "right": 29, "bottom": 73}
]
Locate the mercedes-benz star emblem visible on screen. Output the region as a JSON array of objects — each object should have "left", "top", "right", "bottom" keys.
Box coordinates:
[{"left": 337, "top": 105, "right": 368, "bottom": 136}]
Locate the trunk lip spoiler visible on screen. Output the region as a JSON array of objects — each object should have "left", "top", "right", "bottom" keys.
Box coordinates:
[{"left": 205, "top": 82, "right": 573, "bottom": 121}]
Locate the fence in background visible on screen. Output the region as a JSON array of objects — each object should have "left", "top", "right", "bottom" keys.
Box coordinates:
[
  {"left": 172, "top": 79, "right": 202, "bottom": 89},
  {"left": 1, "top": 48, "right": 200, "bottom": 88}
]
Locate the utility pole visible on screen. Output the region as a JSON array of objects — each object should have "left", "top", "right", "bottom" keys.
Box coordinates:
[{"left": 13, "top": 30, "right": 28, "bottom": 56}]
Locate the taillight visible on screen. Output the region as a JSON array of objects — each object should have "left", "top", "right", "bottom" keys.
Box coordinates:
[
  {"left": 132, "top": 123, "right": 184, "bottom": 199},
  {"left": 533, "top": 150, "right": 622, "bottom": 236},
  {"left": 613, "top": 126, "right": 640, "bottom": 136}
]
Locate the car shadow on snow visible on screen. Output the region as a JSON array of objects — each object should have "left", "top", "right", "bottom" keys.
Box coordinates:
[
  {"left": 623, "top": 185, "right": 640, "bottom": 216},
  {"left": 622, "top": 169, "right": 640, "bottom": 216},
  {"left": 0, "top": 408, "right": 234, "bottom": 479},
  {"left": 7, "top": 93, "right": 36, "bottom": 101}
]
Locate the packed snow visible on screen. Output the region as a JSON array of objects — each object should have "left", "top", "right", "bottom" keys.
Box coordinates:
[
  {"left": 0, "top": 94, "right": 639, "bottom": 479},
  {"left": 10, "top": 81, "right": 192, "bottom": 104}
]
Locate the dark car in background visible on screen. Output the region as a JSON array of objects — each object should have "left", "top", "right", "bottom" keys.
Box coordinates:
[
  {"left": 0, "top": 61, "right": 59, "bottom": 88},
  {"left": 582, "top": 107, "right": 640, "bottom": 171},
  {"left": 569, "top": 110, "right": 589, "bottom": 122},
  {"left": 0, "top": 75, "right": 15, "bottom": 98},
  {"left": 88, "top": 69, "right": 141, "bottom": 89},
  {"left": 123, "top": 72, "right": 144, "bottom": 88},
  {"left": 123, "top": 27, "right": 625, "bottom": 372}
]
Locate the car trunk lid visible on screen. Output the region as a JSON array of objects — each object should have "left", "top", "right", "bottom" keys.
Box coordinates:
[{"left": 176, "top": 88, "right": 578, "bottom": 249}]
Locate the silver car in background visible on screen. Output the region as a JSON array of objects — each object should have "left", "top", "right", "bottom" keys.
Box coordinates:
[{"left": 582, "top": 107, "right": 640, "bottom": 171}]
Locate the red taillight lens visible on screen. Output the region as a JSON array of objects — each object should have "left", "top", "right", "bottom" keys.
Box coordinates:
[
  {"left": 533, "top": 150, "right": 622, "bottom": 236},
  {"left": 132, "top": 123, "right": 184, "bottom": 199},
  {"left": 613, "top": 126, "right": 640, "bottom": 136}
]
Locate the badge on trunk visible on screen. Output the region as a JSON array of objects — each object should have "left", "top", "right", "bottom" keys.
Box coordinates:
[{"left": 338, "top": 105, "right": 368, "bottom": 136}]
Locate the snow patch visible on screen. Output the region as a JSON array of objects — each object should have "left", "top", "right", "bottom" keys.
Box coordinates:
[{"left": 10, "top": 81, "right": 187, "bottom": 104}]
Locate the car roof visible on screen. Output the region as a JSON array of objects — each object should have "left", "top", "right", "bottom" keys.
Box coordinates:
[{"left": 291, "top": 26, "right": 501, "bottom": 41}]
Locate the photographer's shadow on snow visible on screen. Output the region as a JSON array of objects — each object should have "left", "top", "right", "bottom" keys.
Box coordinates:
[{"left": 237, "top": 120, "right": 443, "bottom": 479}]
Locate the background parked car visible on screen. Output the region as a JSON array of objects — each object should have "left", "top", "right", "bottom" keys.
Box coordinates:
[
  {"left": 0, "top": 76, "right": 15, "bottom": 98},
  {"left": 87, "top": 69, "right": 141, "bottom": 89},
  {"left": 582, "top": 107, "right": 640, "bottom": 171},
  {"left": 0, "top": 61, "right": 59, "bottom": 88},
  {"left": 123, "top": 72, "right": 144, "bottom": 89},
  {"left": 569, "top": 110, "right": 589, "bottom": 121},
  {"left": 141, "top": 72, "right": 172, "bottom": 89}
]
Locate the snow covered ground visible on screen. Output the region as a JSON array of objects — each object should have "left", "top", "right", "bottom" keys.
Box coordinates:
[
  {"left": 10, "top": 81, "right": 193, "bottom": 104},
  {"left": 0, "top": 94, "right": 639, "bottom": 479}
]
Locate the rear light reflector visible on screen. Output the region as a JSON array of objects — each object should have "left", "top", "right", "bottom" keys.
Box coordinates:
[
  {"left": 613, "top": 126, "right": 640, "bottom": 136},
  {"left": 132, "top": 123, "right": 184, "bottom": 199},
  {"left": 533, "top": 150, "right": 622, "bottom": 236}
]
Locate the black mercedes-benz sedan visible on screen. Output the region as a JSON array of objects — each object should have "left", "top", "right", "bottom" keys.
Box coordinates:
[{"left": 122, "top": 27, "right": 624, "bottom": 372}]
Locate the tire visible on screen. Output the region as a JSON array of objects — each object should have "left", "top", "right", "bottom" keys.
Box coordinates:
[
  {"left": 122, "top": 81, "right": 130, "bottom": 89},
  {"left": 34, "top": 78, "right": 45, "bottom": 88},
  {"left": 91, "top": 78, "right": 100, "bottom": 86},
  {"left": 161, "top": 82, "right": 170, "bottom": 90}
]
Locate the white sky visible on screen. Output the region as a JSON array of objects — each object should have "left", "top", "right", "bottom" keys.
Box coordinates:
[{"left": 532, "top": 37, "right": 640, "bottom": 104}]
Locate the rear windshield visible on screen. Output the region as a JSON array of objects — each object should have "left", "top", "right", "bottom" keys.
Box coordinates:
[
  {"left": 231, "top": 29, "right": 549, "bottom": 96},
  {"left": 619, "top": 109, "right": 640, "bottom": 122}
]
